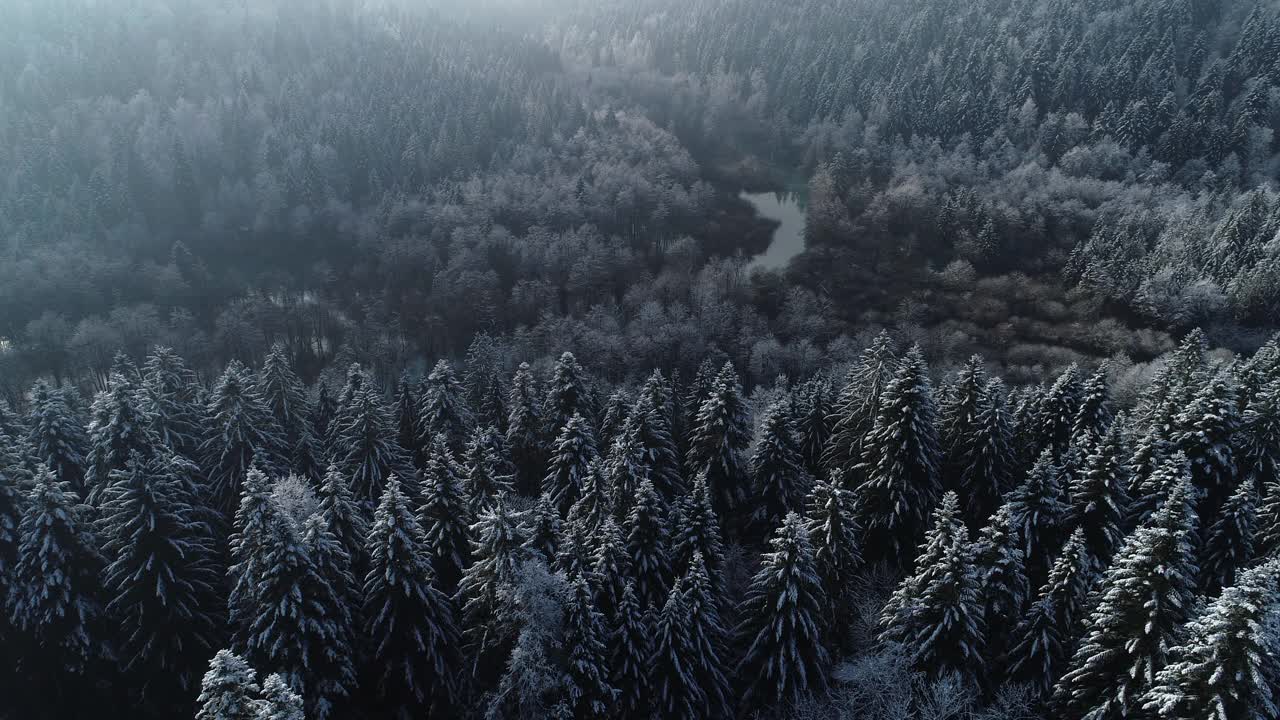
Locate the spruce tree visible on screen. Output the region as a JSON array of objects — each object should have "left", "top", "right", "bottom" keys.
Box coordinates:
[
  {"left": 506, "top": 362, "right": 546, "bottom": 495},
  {"left": 458, "top": 495, "right": 525, "bottom": 687},
  {"left": 333, "top": 383, "right": 412, "bottom": 505},
  {"left": 632, "top": 373, "right": 685, "bottom": 500},
  {"left": 686, "top": 362, "right": 752, "bottom": 521},
  {"left": 0, "top": 398, "right": 29, "bottom": 447},
  {"left": 793, "top": 378, "right": 832, "bottom": 477},
  {"left": 1142, "top": 559, "right": 1280, "bottom": 720},
  {"left": 804, "top": 471, "right": 861, "bottom": 649},
  {"left": 462, "top": 426, "right": 515, "bottom": 516},
  {"left": 940, "top": 355, "right": 989, "bottom": 481},
  {"left": 522, "top": 492, "right": 561, "bottom": 564},
  {"left": 546, "top": 351, "right": 589, "bottom": 439},
  {"left": 609, "top": 581, "right": 653, "bottom": 720},
  {"left": 671, "top": 474, "right": 725, "bottom": 589},
  {"left": 683, "top": 552, "right": 732, "bottom": 718},
  {"left": 1072, "top": 367, "right": 1114, "bottom": 445},
  {"left": 0, "top": 430, "right": 30, "bottom": 582},
  {"left": 27, "top": 379, "right": 88, "bottom": 495},
  {"left": 84, "top": 372, "right": 159, "bottom": 504},
  {"left": 544, "top": 412, "right": 598, "bottom": 514},
  {"left": 1129, "top": 439, "right": 1186, "bottom": 529},
  {"left": 951, "top": 376, "right": 1015, "bottom": 524},
  {"left": 418, "top": 437, "right": 472, "bottom": 593},
  {"left": 312, "top": 382, "right": 337, "bottom": 443},
  {"left": 566, "top": 459, "right": 611, "bottom": 537},
  {"left": 1067, "top": 421, "right": 1131, "bottom": 570},
  {"left": 1052, "top": 473, "right": 1200, "bottom": 719},
  {"left": 1174, "top": 370, "right": 1240, "bottom": 520},
  {"left": 1201, "top": 478, "right": 1256, "bottom": 595},
  {"left": 255, "top": 673, "right": 304, "bottom": 720},
  {"left": 394, "top": 371, "right": 424, "bottom": 466},
  {"left": 98, "top": 452, "right": 220, "bottom": 703},
  {"left": 7, "top": 465, "right": 103, "bottom": 674},
  {"left": 564, "top": 574, "right": 617, "bottom": 717},
  {"left": 972, "top": 502, "right": 1029, "bottom": 664},
  {"left": 589, "top": 516, "right": 631, "bottom": 624},
  {"left": 1257, "top": 475, "right": 1280, "bottom": 558},
  {"left": 735, "top": 513, "right": 830, "bottom": 707},
  {"left": 749, "top": 399, "right": 810, "bottom": 539},
  {"left": 1239, "top": 377, "right": 1280, "bottom": 491},
  {"left": 363, "top": 475, "right": 460, "bottom": 717},
  {"left": 300, "top": 516, "right": 359, "bottom": 720},
  {"left": 598, "top": 390, "right": 631, "bottom": 452},
  {"left": 1039, "top": 364, "right": 1085, "bottom": 456},
  {"left": 853, "top": 345, "right": 942, "bottom": 565},
  {"left": 201, "top": 362, "right": 285, "bottom": 511},
  {"left": 625, "top": 478, "right": 671, "bottom": 610},
  {"left": 1005, "top": 450, "right": 1068, "bottom": 587},
  {"left": 1005, "top": 529, "right": 1096, "bottom": 695},
  {"left": 879, "top": 493, "right": 985, "bottom": 685},
  {"left": 823, "top": 330, "right": 896, "bottom": 474},
  {"left": 605, "top": 416, "right": 650, "bottom": 523},
  {"left": 649, "top": 576, "right": 704, "bottom": 719},
  {"left": 196, "top": 650, "right": 261, "bottom": 720},
  {"left": 419, "top": 359, "right": 474, "bottom": 453},
  {"left": 257, "top": 345, "right": 321, "bottom": 480},
  {"left": 316, "top": 464, "right": 369, "bottom": 585}
]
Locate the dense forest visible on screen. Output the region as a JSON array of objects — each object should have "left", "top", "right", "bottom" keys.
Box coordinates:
[{"left": 3, "top": 0, "right": 1280, "bottom": 718}]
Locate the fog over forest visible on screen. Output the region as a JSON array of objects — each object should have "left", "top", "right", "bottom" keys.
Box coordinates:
[{"left": 3, "top": 0, "right": 1280, "bottom": 718}]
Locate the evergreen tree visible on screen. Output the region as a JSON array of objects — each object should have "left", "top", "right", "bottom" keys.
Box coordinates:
[
  {"left": 312, "top": 383, "right": 337, "bottom": 443},
  {"left": 363, "top": 475, "right": 461, "bottom": 717},
  {"left": 682, "top": 553, "right": 732, "bottom": 718},
  {"left": 522, "top": 492, "right": 561, "bottom": 564},
  {"left": 972, "top": 502, "right": 1029, "bottom": 664},
  {"left": 1239, "top": 377, "right": 1280, "bottom": 491},
  {"left": 632, "top": 373, "right": 685, "bottom": 501},
  {"left": 458, "top": 495, "right": 525, "bottom": 687},
  {"left": 300, "top": 516, "right": 359, "bottom": 720},
  {"left": 823, "top": 330, "right": 896, "bottom": 473},
  {"left": 1129, "top": 439, "right": 1186, "bottom": 529},
  {"left": 804, "top": 471, "right": 861, "bottom": 649},
  {"left": 0, "top": 398, "right": 30, "bottom": 447},
  {"left": 0, "top": 430, "right": 30, "bottom": 583},
  {"left": 1142, "top": 559, "right": 1280, "bottom": 720},
  {"left": 671, "top": 474, "right": 725, "bottom": 588},
  {"left": 605, "top": 417, "right": 650, "bottom": 523},
  {"left": 686, "top": 362, "right": 752, "bottom": 521},
  {"left": 879, "top": 493, "right": 985, "bottom": 685},
  {"left": 255, "top": 673, "right": 304, "bottom": 720},
  {"left": 7, "top": 465, "right": 103, "bottom": 674},
  {"left": 418, "top": 437, "right": 472, "bottom": 593},
  {"left": 419, "top": 359, "right": 474, "bottom": 453},
  {"left": 316, "top": 464, "right": 369, "bottom": 585},
  {"left": 462, "top": 426, "right": 515, "bottom": 517},
  {"left": 1257, "top": 475, "right": 1280, "bottom": 558},
  {"left": 544, "top": 412, "right": 598, "bottom": 514},
  {"left": 589, "top": 516, "right": 630, "bottom": 624},
  {"left": 506, "top": 362, "right": 546, "bottom": 495},
  {"left": 394, "top": 371, "right": 424, "bottom": 466},
  {"left": 793, "top": 378, "right": 832, "bottom": 477},
  {"left": 566, "top": 459, "right": 611, "bottom": 537},
  {"left": 749, "top": 399, "right": 810, "bottom": 539},
  {"left": 196, "top": 650, "right": 261, "bottom": 720},
  {"left": 546, "top": 351, "right": 589, "bottom": 439},
  {"left": 609, "top": 581, "right": 653, "bottom": 720},
  {"left": 649, "top": 576, "right": 704, "bottom": 719},
  {"left": 98, "top": 452, "right": 220, "bottom": 704},
  {"left": 1174, "top": 370, "right": 1240, "bottom": 519},
  {"left": 227, "top": 467, "right": 276, "bottom": 646},
  {"left": 1005, "top": 529, "right": 1096, "bottom": 695},
  {"left": 951, "top": 376, "right": 1015, "bottom": 524},
  {"left": 1067, "top": 421, "right": 1131, "bottom": 570},
  {"left": 625, "top": 479, "right": 671, "bottom": 610},
  {"left": 1201, "top": 478, "right": 1256, "bottom": 594},
  {"left": 1072, "top": 367, "right": 1114, "bottom": 445},
  {"left": 27, "top": 379, "right": 88, "bottom": 495},
  {"left": 736, "top": 514, "right": 830, "bottom": 707},
  {"left": 563, "top": 574, "right": 617, "bottom": 717},
  {"left": 257, "top": 344, "right": 318, "bottom": 476},
  {"left": 485, "top": 557, "right": 574, "bottom": 719},
  {"left": 598, "top": 390, "right": 631, "bottom": 452},
  {"left": 84, "top": 372, "right": 159, "bottom": 504},
  {"left": 333, "top": 384, "right": 412, "bottom": 505},
  {"left": 1052, "top": 473, "right": 1200, "bottom": 719},
  {"left": 940, "top": 355, "right": 989, "bottom": 481},
  {"left": 853, "top": 345, "right": 942, "bottom": 565},
  {"left": 1039, "top": 364, "right": 1085, "bottom": 456},
  {"left": 201, "top": 362, "right": 285, "bottom": 511}
]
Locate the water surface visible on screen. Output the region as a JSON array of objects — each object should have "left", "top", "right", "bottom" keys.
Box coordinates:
[{"left": 743, "top": 191, "right": 805, "bottom": 270}]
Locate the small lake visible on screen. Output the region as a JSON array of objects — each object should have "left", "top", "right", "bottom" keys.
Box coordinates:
[{"left": 742, "top": 191, "right": 806, "bottom": 270}]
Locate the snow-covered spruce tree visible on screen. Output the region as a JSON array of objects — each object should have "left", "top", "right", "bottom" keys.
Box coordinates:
[
  {"left": 506, "top": 362, "right": 546, "bottom": 495},
  {"left": 972, "top": 502, "right": 1029, "bottom": 665},
  {"left": 317, "top": 463, "right": 369, "bottom": 585},
  {"left": 598, "top": 390, "right": 631, "bottom": 452},
  {"left": 1142, "top": 558, "right": 1280, "bottom": 720},
  {"left": 0, "top": 430, "right": 30, "bottom": 581},
  {"left": 555, "top": 513, "right": 594, "bottom": 579},
  {"left": 1038, "top": 364, "right": 1086, "bottom": 458},
  {"left": 244, "top": 508, "right": 353, "bottom": 718},
  {"left": 1005, "top": 528, "right": 1096, "bottom": 695},
  {"left": 1051, "top": 473, "right": 1200, "bottom": 720},
  {"left": 254, "top": 673, "right": 305, "bottom": 720},
  {"left": 1201, "top": 478, "right": 1256, "bottom": 595},
  {"left": 1072, "top": 367, "right": 1114, "bottom": 447},
  {"left": 362, "top": 475, "right": 460, "bottom": 717},
  {"left": 671, "top": 473, "right": 725, "bottom": 589},
  {"left": 333, "top": 383, "right": 412, "bottom": 505},
  {"left": 418, "top": 436, "right": 472, "bottom": 594},
  {"left": 649, "top": 575, "right": 705, "bottom": 718},
  {"left": 1067, "top": 421, "right": 1131, "bottom": 571},
  {"left": 200, "top": 362, "right": 286, "bottom": 512},
  {"left": 1138, "top": 329, "right": 1208, "bottom": 433},
  {"left": 686, "top": 362, "right": 752, "bottom": 522},
  {"left": 950, "top": 376, "right": 1016, "bottom": 524},
  {"left": 486, "top": 558, "right": 573, "bottom": 719},
  {"left": 940, "top": 355, "right": 989, "bottom": 484},
  {"left": 196, "top": 649, "right": 261, "bottom": 720},
  {"left": 566, "top": 459, "right": 611, "bottom": 537},
  {"left": 0, "top": 398, "right": 30, "bottom": 448},
  {"left": 97, "top": 452, "right": 220, "bottom": 704},
  {"left": 609, "top": 581, "right": 653, "bottom": 720},
  {"left": 1128, "top": 431, "right": 1181, "bottom": 529},
  {"left": 228, "top": 467, "right": 278, "bottom": 645},
  {"left": 327, "top": 364, "right": 369, "bottom": 448},
  {"left": 311, "top": 382, "right": 338, "bottom": 444},
  {"left": 546, "top": 351, "right": 589, "bottom": 440},
  {"left": 7, "top": 465, "right": 103, "bottom": 674},
  {"left": 879, "top": 493, "right": 985, "bottom": 687},
  {"left": 1257, "top": 474, "right": 1280, "bottom": 559},
  {"left": 823, "top": 329, "right": 897, "bottom": 474},
  {"left": 84, "top": 372, "right": 159, "bottom": 504},
  {"left": 544, "top": 412, "right": 598, "bottom": 514},
  {"left": 394, "top": 372, "right": 424, "bottom": 466},
  {"left": 682, "top": 552, "right": 732, "bottom": 717},
  {"left": 463, "top": 426, "right": 515, "bottom": 517},
  {"left": 419, "top": 359, "right": 474, "bottom": 454},
  {"left": 605, "top": 416, "right": 650, "bottom": 523},
  {"left": 257, "top": 344, "right": 321, "bottom": 480},
  {"left": 458, "top": 494, "right": 526, "bottom": 688},
  {"left": 589, "top": 516, "right": 631, "bottom": 624},
  {"left": 749, "top": 399, "right": 810, "bottom": 540},
  {"left": 26, "top": 379, "right": 88, "bottom": 495},
  {"left": 1239, "top": 376, "right": 1280, "bottom": 491},
  {"left": 564, "top": 574, "right": 617, "bottom": 717},
  {"left": 632, "top": 372, "right": 685, "bottom": 500},
  {"left": 853, "top": 345, "right": 942, "bottom": 566},
  {"left": 300, "top": 515, "right": 359, "bottom": 720},
  {"left": 522, "top": 492, "right": 561, "bottom": 564},
  {"left": 736, "top": 512, "right": 830, "bottom": 708},
  {"left": 625, "top": 478, "right": 672, "bottom": 611},
  {"left": 804, "top": 471, "right": 861, "bottom": 650},
  {"left": 793, "top": 378, "right": 832, "bottom": 478},
  {"left": 1173, "top": 370, "right": 1240, "bottom": 520}
]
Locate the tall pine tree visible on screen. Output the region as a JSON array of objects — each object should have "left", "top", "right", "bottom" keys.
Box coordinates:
[{"left": 686, "top": 362, "right": 752, "bottom": 522}]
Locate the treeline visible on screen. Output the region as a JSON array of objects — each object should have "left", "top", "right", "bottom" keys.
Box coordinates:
[{"left": 2, "top": 330, "right": 1280, "bottom": 718}]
